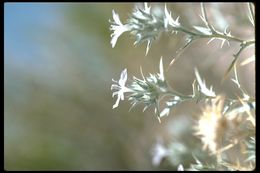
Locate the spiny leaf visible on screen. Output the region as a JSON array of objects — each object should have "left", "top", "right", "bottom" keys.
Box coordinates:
[{"left": 222, "top": 56, "right": 238, "bottom": 84}]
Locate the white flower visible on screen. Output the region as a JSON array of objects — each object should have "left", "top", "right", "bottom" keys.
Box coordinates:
[
  {"left": 110, "top": 10, "right": 130, "bottom": 48},
  {"left": 151, "top": 139, "right": 170, "bottom": 166},
  {"left": 164, "top": 5, "right": 180, "bottom": 29},
  {"left": 177, "top": 164, "right": 184, "bottom": 171},
  {"left": 194, "top": 68, "right": 216, "bottom": 97},
  {"left": 111, "top": 69, "right": 132, "bottom": 109},
  {"left": 194, "top": 96, "right": 226, "bottom": 154}
]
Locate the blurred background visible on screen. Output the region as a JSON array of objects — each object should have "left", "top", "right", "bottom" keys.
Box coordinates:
[{"left": 4, "top": 3, "right": 255, "bottom": 170}]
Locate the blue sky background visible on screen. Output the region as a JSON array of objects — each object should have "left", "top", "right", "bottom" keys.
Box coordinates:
[
  {"left": 4, "top": 3, "right": 151, "bottom": 170},
  {"left": 5, "top": 3, "right": 63, "bottom": 69}
]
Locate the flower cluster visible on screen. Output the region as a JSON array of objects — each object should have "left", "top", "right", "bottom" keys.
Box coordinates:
[
  {"left": 128, "top": 58, "right": 168, "bottom": 111},
  {"left": 111, "top": 68, "right": 132, "bottom": 109},
  {"left": 111, "top": 58, "right": 169, "bottom": 122},
  {"left": 194, "top": 95, "right": 227, "bottom": 154},
  {"left": 110, "top": 3, "right": 180, "bottom": 55}
]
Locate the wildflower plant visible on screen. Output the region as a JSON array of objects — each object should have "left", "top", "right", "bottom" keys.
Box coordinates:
[{"left": 109, "top": 3, "right": 255, "bottom": 171}]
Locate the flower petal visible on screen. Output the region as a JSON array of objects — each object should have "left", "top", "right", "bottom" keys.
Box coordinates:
[
  {"left": 111, "top": 84, "right": 120, "bottom": 90},
  {"left": 120, "top": 91, "right": 124, "bottom": 101},
  {"left": 119, "top": 68, "right": 127, "bottom": 86},
  {"left": 110, "top": 25, "right": 128, "bottom": 48},
  {"left": 112, "top": 91, "right": 118, "bottom": 98},
  {"left": 177, "top": 164, "right": 184, "bottom": 171},
  {"left": 112, "top": 96, "right": 121, "bottom": 109},
  {"left": 112, "top": 10, "right": 122, "bottom": 25}
]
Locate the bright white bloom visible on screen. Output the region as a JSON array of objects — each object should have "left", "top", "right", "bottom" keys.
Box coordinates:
[
  {"left": 111, "top": 69, "right": 132, "bottom": 109},
  {"left": 194, "top": 68, "right": 216, "bottom": 97},
  {"left": 177, "top": 164, "right": 184, "bottom": 171},
  {"left": 196, "top": 109, "right": 219, "bottom": 153},
  {"left": 110, "top": 10, "right": 130, "bottom": 48},
  {"left": 194, "top": 96, "right": 226, "bottom": 154},
  {"left": 151, "top": 139, "right": 170, "bottom": 166},
  {"left": 164, "top": 5, "right": 180, "bottom": 29}
]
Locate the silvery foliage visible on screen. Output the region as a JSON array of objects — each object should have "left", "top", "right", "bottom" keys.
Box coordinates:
[
  {"left": 111, "top": 58, "right": 169, "bottom": 122},
  {"left": 244, "top": 137, "right": 255, "bottom": 163},
  {"left": 111, "top": 57, "right": 222, "bottom": 123},
  {"left": 111, "top": 57, "right": 223, "bottom": 123},
  {"left": 110, "top": 3, "right": 180, "bottom": 55},
  {"left": 109, "top": 2, "right": 255, "bottom": 171}
]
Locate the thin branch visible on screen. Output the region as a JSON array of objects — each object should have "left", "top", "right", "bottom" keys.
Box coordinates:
[
  {"left": 173, "top": 24, "right": 246, "bottom": 44},
  {"left": 222, "top": 41, "right": 255, "bottom": 82},
  {"left": 155, "top": 101, "right": 161, "bottom": 123},
  {"left": 169, "top": 3, "right": 255, "bottom": 46},
  {"left": 200, "top": 3, "right": 216, "bottom": 33},
  {"left": 167, "top": 36, "right": 193, "bottom": 70},
  {"left": 248, "top": 3, "right": 255, "bottom": 25}
]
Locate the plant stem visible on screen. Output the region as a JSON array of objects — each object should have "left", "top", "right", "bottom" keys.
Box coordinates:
[{"left": 174, "top": 25, "right": 247, "bottom": 43}]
